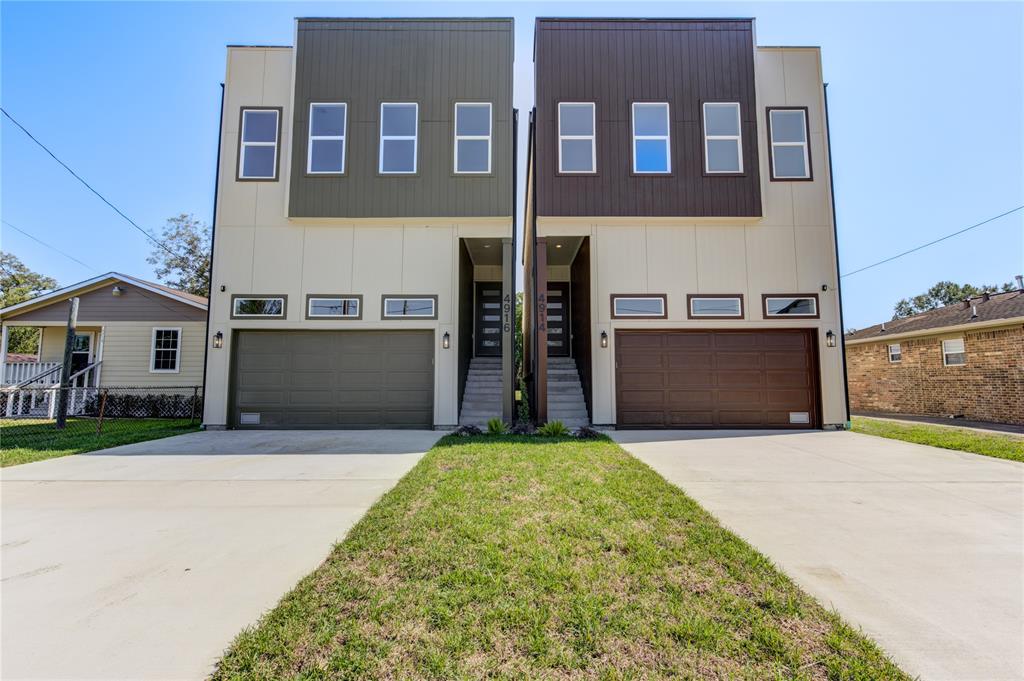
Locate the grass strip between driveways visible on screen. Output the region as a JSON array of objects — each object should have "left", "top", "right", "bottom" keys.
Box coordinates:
[
  {"left": 0, "top": 418, "right": 200, "bottom": 467},
  {"left": 852, "top": 416, "right": 1024, "bottom": 463},
  {"left": 213, "top": 435, "right": 906, "bottom": 680}
]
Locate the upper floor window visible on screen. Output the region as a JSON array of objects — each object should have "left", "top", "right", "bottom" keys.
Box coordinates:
[
  {"left": 308, "top": 103, "right": 347, "bottom": 174},
  {"left": 611, "top": 295, "right": 667, "bottom": 319},
  {"left": 888, "top": 343, "right": 902, "bottom": 363},
  {"left": 382, "top": 296, "right": 437, "bottom": 319},
  {"left": 232, "top": 296, "right": 286, "bottom": 319},
  {"left": 632, "top": 103, "right": 671, "bottom": 174},
  {"left": 764, "top": 295, "right": 818, "bottom": 318},
  {"left": 379, "top": 103, "right": 418, "bottom": 174},
  {"left": 238, "top": 108, "right": 280, "bottom": 180},
  {"left": 307, "top": 296, "right": 361, "bottom": 319},
  {"left": 688, "top": 295, "right": 743, "bottom": 319},
  {"left": 768, "top": 108, "right": 811, "bottom": 180},
  {"left": 702, "top": 102, "right": 742, "bottom": 174},
  {"left": 150, "top": 328, "right": 181, "bottom": 373},
  {"left": 454, "top": 103, "right": 492, "bottom": 174},
  {"left": 942, "top": 338, "right": 966, "bottom": 366},
  {"left": 558, "top": 102, "right": 596, "bottom": 173}
]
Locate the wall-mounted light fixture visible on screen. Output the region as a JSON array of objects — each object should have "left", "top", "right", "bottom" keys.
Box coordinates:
[
  {"left": 826, "top": 330, "right": 836, "bottom": 348},
  {"left": 212, "top": 331, "right": 224, "bottom": 349},
  {"left": 442, "top": 332, "right": 450, "bottom": 349},
  {"left": 111, "top": 286, "right": 124, "bottom": 297},
  {"left": 600, "top": 331, "right": 608, "bottom": 348}
]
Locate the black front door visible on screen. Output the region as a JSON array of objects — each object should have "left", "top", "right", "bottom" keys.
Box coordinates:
[
  {"left": 475, "top": 282, "right": 503, "bottom": 356},
  {"left": 546, "top": 282, "right": 570, "bottom": 357}
]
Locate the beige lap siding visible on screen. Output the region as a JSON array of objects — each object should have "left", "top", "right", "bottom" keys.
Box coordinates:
[{"left": 97, "top": 322, "right": 206, "bottom": 387}]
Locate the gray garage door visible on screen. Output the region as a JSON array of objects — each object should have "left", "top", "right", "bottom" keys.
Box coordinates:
[{"left": 232, "top": 330, "right": 434, "bottom": 429}]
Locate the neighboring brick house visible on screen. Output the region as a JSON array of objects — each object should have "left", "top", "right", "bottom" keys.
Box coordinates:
[{"left": 845, "top": 288, "right": 1024, "bottom": 425}]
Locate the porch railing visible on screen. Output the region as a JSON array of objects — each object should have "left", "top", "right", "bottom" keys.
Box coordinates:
[
  {"left": 3, "top": 361, "right": 61, "bottom": 386},
  {"left": 2, "top": 361, "right": 102, "bottom": 418}
]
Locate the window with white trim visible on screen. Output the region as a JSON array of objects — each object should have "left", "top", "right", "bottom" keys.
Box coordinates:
[
  {"left": 232, "top": 297, "right": 285, "bottom": 318},
  {"left": 150, "top": 328, "right": 181, "bottom": 373},
  {"left": 703, "top": 102, "right": 742, "bottom": 173},
  {"left": 768, "top": 108, "right": 810, "bottom": 179},
  {"left": 632, "top": 102, "right": 670, "bottom": 174},
  {"left": 383, "top": 297, "right": 436, "bottom": 319},
  {"left": 888, "top": 343, "right": 902, "bottom": 363},
  {"left": 308, "top": 103, "right": 347, "bottom": 174},
  {"left": 239, "top": 108, "right": 280, "bottom": 180},
  {"left": 689, "top": 296, "right": 743, "bottom": 318},
  {"left": 942, "top": 338, "right": 966, "bottom": 366},
  {"left": 379, "top": 103, "right": 418, "bottom": 174},
  {"left": 454, "top": 103, "right": 492, "bottom": 173},
  {"left": 558, "top": 102, "right": 596, "bottom": 173},
  {"left": 611, "top": 295, "right": 666, "bottom": 318},
  {"left": 307, "top": 297, "right": 360, "bottom": 318},
  {"left": 764, "top": 296, "right": 818, "bottom": 317}
]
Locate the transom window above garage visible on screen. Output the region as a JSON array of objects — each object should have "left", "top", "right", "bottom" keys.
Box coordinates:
[
  {"left": 307, "top": 296, "right": 360, "bottom": 319},
  {"left": 611, "top": 295, "right": 667, "bottom": 319},
  {"left": 763, "top": 295, "right": 818, "bottom": 318},
  {"left": 382, "top": 296, "right": 437, "bottom": 319},
  {"left": 232, "top": 296, "right": 286, "bottom": 318},
  {"left": 688, "top": 295, "right": 743, "bottom": 318}
]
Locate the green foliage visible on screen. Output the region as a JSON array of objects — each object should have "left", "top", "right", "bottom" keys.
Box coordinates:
[
  {"left": 893, "top": 280, "right": 1016, "bottom": 318},
  {"left": 517, "top": 377, "right": 530, "bottom": 424},
  {"left": 514, "top": 291, "right": 524, "bottom": 378},
  {"left": 145, "top": 213, "right": 212, "bottom": 297},
  {"left": 537, "top": 420, "right": 569, "bottom": 437},
  {"left": 486, "top": 417, "right": 508, "bottom": 435},
  {"left": 852, "top": 417, "right": 1024, "bottom": 462},
  {"left": 0, "top": 253, "right": 57, "bottom": 355}
]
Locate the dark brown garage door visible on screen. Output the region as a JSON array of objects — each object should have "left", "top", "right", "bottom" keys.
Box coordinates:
[
  {"left": 616, "top": 330, "right": 819, "bottom": 429},
  {"left": 232, "top": 330, "right": 433, "bottom": 429}
]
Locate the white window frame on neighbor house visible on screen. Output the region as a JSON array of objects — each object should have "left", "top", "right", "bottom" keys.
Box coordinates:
[
  {"left": 238, "top": 108, "right": 280, "bottom": 180},
  {"left": 768, "top": 108, "right": 811, "bottom": 180},
  {"left": 382, "top": 296, "right": 437, "bottom": 319},
  {"left": 453, "top": 102, "right": 492, "bottom": 174},
  {"left": 558, "top": 102, "right": 596, "bottom": 174},
  {"left": 149, "top": 327, "right": 181, "bottom": 374},
  {"left": 231, "top": 296, "right": 286, "bottom": 318},
  {"left": 888, "top": 343, "right": 902, "bottom": 363},
  {"left": 307, "top": 103, "right": 347, "bottom": 174},
  {"left": 307, "top": 297, "right": 360, "bottom": 319},
  {"left": 379, "top": 102, "right": 418, "bottom": 174},
  {"left": 942, "top": 338, "right": 966, "bottom": 366},
  {"left": 702, "top": 102, "right": 743, "bottom": 174},
  {"left": 631, "top": 102, "right": 671, "bottom": 174}
]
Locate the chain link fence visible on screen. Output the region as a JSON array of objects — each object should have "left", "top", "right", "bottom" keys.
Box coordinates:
[{"left": 1, "top": 385, "right": 202, "bottom": 456}]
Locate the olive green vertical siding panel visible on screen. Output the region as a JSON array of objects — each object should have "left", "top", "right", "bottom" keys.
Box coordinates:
[{"left": 289, "top": 19, "right": 514, "bottom": 218}]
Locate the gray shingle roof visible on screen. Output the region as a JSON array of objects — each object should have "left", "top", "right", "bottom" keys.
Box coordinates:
[{"left": 846, "top": 289, "right": 1024, "bottom": 341}]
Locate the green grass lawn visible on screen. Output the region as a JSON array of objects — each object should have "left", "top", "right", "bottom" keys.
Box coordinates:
[
  {"left": 213, "top": 436, "right": 906, "bottom": 680},
  {"left": 852, "top": 416, "right": 1024, "bottom": 463},
  {"left": 0, "top": 418, "right": 200, "bottom": 467}
]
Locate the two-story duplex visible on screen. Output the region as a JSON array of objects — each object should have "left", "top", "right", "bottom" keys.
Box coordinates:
[
  {"left": 523, "top": 19, "right": 848, "bottom": 429},
  {"left": 203, "top": 19, "right": 516, "bottom": 429}
]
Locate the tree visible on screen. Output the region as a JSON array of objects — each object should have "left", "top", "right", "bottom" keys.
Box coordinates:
[
  {"left": 0, "top": 252, "right": 58, "bottom": 355},
  {"left": 893, "top": 280, "right": 1016, "bottom": 318},
  {"left": 146, "top": 214, "right": 212, "bottom": 297}
]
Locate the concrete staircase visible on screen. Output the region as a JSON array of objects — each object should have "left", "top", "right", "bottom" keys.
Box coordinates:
[
  {"left": 546, "top": 357, "right": 589, "bottom": 428},
  {"left": 459, "top": 357, "right": 504, "bottom": 427}
]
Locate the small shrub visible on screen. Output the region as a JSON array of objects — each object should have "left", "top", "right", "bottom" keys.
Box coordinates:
[
  {"left": 451, "top": 424, "right": 482, "bottom": 437},
  {"left": 486, "top": 418, "right": 508, "bottom": 435},
  {"left": 574, "top": 426, "right": 603, "bottom": 440},
  {"left": 510, "top": 422, "right": 536, "bottom": 435},
  {"left": 537, "top": 421, "right": 569, "bottom": 437},
  {"left": 517, "top": 378, "right": 530, "bottom": 424}
]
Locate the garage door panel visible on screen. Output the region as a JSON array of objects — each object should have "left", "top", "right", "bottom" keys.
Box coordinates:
[
  {"left": 616, "top": 330, "right": 818, "bottom": 429},
  {"left": 233, "top": 330, "right": 434, "bottom": 429}
]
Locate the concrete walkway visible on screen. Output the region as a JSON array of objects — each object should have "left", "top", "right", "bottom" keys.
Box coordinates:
[
  {"left": 2, "top": 430, "right": 439, "bottom": 681},
  {"left": 613, "top": 430, "right": 1024, "bottom": 681}
]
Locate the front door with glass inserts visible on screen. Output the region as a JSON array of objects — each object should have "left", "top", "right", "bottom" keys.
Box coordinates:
[
  {"left": 546, "top": 282, "right": 570, "bottom": 357},
  {"left": 475, "top": 282, "right": 503, "bottom": 357},
  {"left": 69, "top": 333, "right": 93, "bottom": 373}
]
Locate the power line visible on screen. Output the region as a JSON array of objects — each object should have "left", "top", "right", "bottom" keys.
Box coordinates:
[
  {"left": 841, "top": 205, "right": 1024, "bottom": 278},
  {"left": 1, "top": 106, "right": 180, "bottom": 259},
  {"left": 2, "top": 220, "right": 99, "bottom": 273}
]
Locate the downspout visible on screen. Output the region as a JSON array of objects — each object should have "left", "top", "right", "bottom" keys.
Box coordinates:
[
  {"left": 200, "top": 83, "right": 225, "bottom": 427},
  {"left": 824, "top": 83, "right": 852, "bottom": 429}
]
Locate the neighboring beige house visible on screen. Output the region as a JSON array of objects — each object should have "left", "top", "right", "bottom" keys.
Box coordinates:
[
  {"left": 846, "top": 287, "right": 1024, "bottom": 426},
  {"left": 1, "top": 273, "right": 208, "bottom": 395}
]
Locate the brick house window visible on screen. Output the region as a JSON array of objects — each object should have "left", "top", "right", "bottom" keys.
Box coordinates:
[
  {"left": 888, "top": 343, "right": 901, "bottom": 363},
  {"left": 942, "top": 338, "right": 966, "bottom": 366}
]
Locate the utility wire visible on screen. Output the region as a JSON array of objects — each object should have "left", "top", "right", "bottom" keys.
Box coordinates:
[
  {"left": 2, "top": 219, "right": 99, "bottom": 273},
  {"left": 841, "top": 205, "right": 1024, "bottom": 278},
  {"left": 1, "top": 106, "right": 180, "bottom": 259}
]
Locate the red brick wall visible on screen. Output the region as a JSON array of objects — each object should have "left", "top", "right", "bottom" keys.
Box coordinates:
[{"left": 846, "top": 324, "right": 1024, "bottom": 425}]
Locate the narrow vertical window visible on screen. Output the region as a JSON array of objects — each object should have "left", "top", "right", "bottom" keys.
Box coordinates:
[
  {"left": 558, "top": 102, "right": 596, "bottom": 173},
  {"left": 379, "top": 103, "right": 418, "bottom": 174},
  {"left": 703, "top": 102, "right": 742, "bottom": 174},
  {"left": 238, "top": 108, "right": 280, "bottom": 180},
  {"left": 308, "top": 103, "right": 347, "bottom": 174},
  {"left": 632, "top": 102, "right": 670, "bottom": 173},
  {"left": 768, "top": 108, "right": 811, "bottom": 180},
  {"left": 454, "top": 103, "right": 492, "bottom": 174}
]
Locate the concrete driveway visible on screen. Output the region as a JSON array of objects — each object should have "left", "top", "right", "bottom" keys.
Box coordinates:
[
  {"left": 2, "top": 430, "right": 439, "bottom": 681},
  {"left": 613, "top": 430, "right": 1024, "bottom": 681}
]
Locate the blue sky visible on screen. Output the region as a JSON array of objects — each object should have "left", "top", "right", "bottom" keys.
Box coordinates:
[{"left": 2, "top": 1, "right": 1021, "bottom": 329}]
